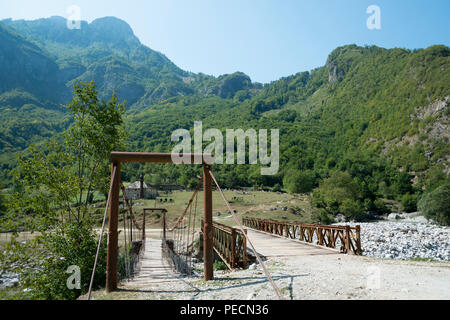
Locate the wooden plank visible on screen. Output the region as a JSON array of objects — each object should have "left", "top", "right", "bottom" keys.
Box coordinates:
[{"left": 110, "top": 152, "right": 212, "bottom": 163}]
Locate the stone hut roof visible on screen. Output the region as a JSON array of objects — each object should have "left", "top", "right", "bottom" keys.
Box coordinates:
[{"left": 126, "top": 181, "right": 151, "bottom": 189}]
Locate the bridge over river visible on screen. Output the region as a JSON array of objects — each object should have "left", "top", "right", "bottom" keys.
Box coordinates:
[{"left": 126, "top": 223, "right": 341, "bottom": 290}]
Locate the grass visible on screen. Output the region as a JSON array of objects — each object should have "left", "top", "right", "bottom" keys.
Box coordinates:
[
  {"left": 1, "top": 189, "right": 315, "bottom": 248},
  {"left": 93, "top": 189, "right": 315, "bottom": 230}
]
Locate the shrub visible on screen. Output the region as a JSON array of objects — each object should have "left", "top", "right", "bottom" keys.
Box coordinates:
[
  {"left": 391, "top": 172, "right": 414, "bottom": 198},
  {"left": 213, "top": 260, "right": 227, "bottom": 271},
  {"left": 418, "top": 184, "right": 450, "bottom": 226},
  {"left": 340, "top": 199, "right": 365, "bottom": 221},
  {"left": 18, "top": 221, "right": 107, "bottom": 300},
  {"left": 374, "top": 198, "right": 390, "bottom": 214},
  {"left": 272, "top": 183, "right": 282, "bottom": 192},
  {"left": 401, "top": 193, "right": 418, "bottom": 213},
  {"left": 283, "top": 170, "right": 316, "bottom": 194},
  {"left": 311, "top": 171, "right": 366, "bottom": 219},
  {"left": 313, "top": 209, "right": 334, "bottom": 225}
]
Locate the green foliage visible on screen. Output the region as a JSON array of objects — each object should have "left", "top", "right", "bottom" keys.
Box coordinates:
[
  {"left": 0, "top": 193, "right": 5, "bottom": 217},
  {"left": 340, "top": 199, "right": 365, "bottom": 221},
  {"left": 401, "top": 193, "right": 418, "bottom": 213},
  {"left": 418, "top": 184, "right": 450, "bottom": 226},
  {"left": 313, "top": 209, "right": 334, "bottom": 225},
  {"left": 272, "top": 183, "right": 282, "bottom": 192},
  {"left": 0, "top": 81, "right": 126, "bottom": 299},
  {"left": 311, "top": 171, "right": 366, "bottom": 220},
  {"left": 283, "top": 170, "right": 316, "bottom": 194},
  {"left": 1, "top": 221, "right": 106, "bottom": 299},
  {"left": 213, "top": 260, "right": 228, "bottom": 271},
  {"left": 391, "top": 172, "right": 414, "bottom": 198},
  {"left": 0, "top": 18, "right": 448, "bottom": 228},
  {"left": 422, "top": 165, "right": 449, "bottom": 192}
]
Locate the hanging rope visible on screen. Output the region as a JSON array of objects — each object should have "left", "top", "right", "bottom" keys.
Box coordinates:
[
  {"left": 122, "top": 205, "right": 130, "bottom": 278},
  {"left": 184, "top": 197, "right": 194, "bottom": 268},
  {"left": 208, "top": 169, "right": 284, "bottom": 300},
  {"left": 188, "top": 191, "right": 199, "bottom": 275},
  {"left": 87, "top": 166, "right": 116, "bottom": 300},
  {"left": 169, "top": 176, "right": 203, "bottom": 231}
]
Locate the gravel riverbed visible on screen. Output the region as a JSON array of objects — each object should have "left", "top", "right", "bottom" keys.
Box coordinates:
[
  {"left": 334, "top": 218, "right": 450, "bottom": 261},
  {"left": 85, "top": 217, "right": 450, "bottom": 301}
]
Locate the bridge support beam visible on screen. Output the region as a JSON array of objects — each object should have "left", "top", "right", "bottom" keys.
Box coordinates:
[
  {"left": 203, "top": 164, "right": 214, "bottom": 281},
  {"left": 104, "top": 153, "right": 214, "bottom": 293},
  {"left": 106, "top": 162, "right": 120, "bottom": 292}
]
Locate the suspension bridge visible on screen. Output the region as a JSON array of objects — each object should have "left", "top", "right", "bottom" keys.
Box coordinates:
[{"left": 87, "top": 152, "right": 362, "bottom": 300}]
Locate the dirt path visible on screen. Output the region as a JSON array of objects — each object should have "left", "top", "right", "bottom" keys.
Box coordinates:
[{"left": 86, "top": 229, "right": 450, "bottom": 300}]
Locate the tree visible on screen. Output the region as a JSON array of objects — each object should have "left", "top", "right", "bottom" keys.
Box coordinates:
[
  {"left": 401, "top": 193, "right": 418, "bottom": 213},
  {"left": 65, "top": 80, "right": 126, "bottom": 221},
  {"left": 283, "top": 170, "right": 316, "bottom": 194},
  {"left": 0, "top": 81, "right": 126, "bottom": 299},
  {"left": 418, "top": 184, "right": 450, "bottom": 226},
  {"left": 311, "top": 171, "right": 365, "bottom": 220},
  {"left": 391, "top": 172, "right": 414, "bottom": 198}
]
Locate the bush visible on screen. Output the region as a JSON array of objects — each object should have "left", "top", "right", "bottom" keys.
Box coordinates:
[
  {"left": 311, "top": 171, "right": 366, "bottom": 219},
  {"left": 340, "top": 199, "right": 365, "bottom": 221},
  {"left": 213, "top": 260, "right": 227, "bottom": 271},
  {"left": 313, "top": 209, "right": 334, "bottom": 225},
  {"left": 418, "top": 184, "right": 450, "bottom": 226},
  {"left": 272, "top": 183, "right": 282, "bottom": 192},
  {"left": 283, "top": 170, "right": 316, "bottom": 194},
  {"left": 374, "top": 198, "right": 390, "bottom": 214},
  {"left": 401, "top": 193, "right": 418, "bottom": 213},
  {"left": 6, "top": 221, "right": 107, "bottom": 300},
  {"left": 391, "top": 172, "right": 414, "bottom": 198}
]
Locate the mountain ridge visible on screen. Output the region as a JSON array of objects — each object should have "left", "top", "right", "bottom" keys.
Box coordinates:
[{"left": 0, "top": 16, "right": 448, "bottom": 210}]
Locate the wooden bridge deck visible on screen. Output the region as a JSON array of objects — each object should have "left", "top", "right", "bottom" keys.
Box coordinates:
[
  {"left": 126, "top": 227, "right": 338, "bottom": 287},
  {"left": 243, "top": 227, "right": 339, "bottom": 258},
  {"left": 124, "top": 238, "right": 182, "bottom": 287}
]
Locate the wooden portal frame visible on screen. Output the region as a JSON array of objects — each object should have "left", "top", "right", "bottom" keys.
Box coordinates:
[{"left": 106, "top": 152, "right": 214, "bottom": 292}]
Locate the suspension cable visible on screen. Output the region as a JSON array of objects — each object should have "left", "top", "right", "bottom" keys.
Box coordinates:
[
  {"left": 122, "top": 204, "right": 130, "bottom": 278},
  {"left": 169, "top": 177, "right": 203, "bottom": 231},
  {"left": 87, "top": 166, "right": 116, "bottom": 300},
  {"left": 185, "top": 196, "right": 194, "bottom": 270},
  {"left": 208, "top": 169, "right": 284, "bottom": 300},
  {"left": 189, "top": 191, "right": 199, "bottom": 275}
]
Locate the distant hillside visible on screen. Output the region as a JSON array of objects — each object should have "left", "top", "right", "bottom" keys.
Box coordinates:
[
  {"left": 0, "top": 17, "right": 261, "bottom": 184},
  {"left": 0, "top": 17, "right": 448, "bottom": 212},
  {"left": 124, "top": 44, "right": 449, "bottom": 200}
]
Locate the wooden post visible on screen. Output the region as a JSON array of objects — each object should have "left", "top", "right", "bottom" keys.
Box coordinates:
[
  {"left": 162, "top": 211, "right": 166, "bottom": 240},
  {"left": 203, "top": 164, "right": 213, "bottom": 281},
  {"left": 106, "top": 162, "right": 120, "bottom": 293},
  {"left": 130, "top": 206, "right": 133, "bottom": 243},
  {"left": 231, "top": 229, "right": 236, "bottom": 268},
  {"left": 142, "top": 209, "right": 146, "bottom": 241},
  {"left": 318, "top": 228, "right": 323, "bottom": 245},
  {"left": 345, "top": 225, "right": 351, "bottom": 254},
  {"left": 355, "top": 225, "right": 361, "bottom": 255},
  {"left": 243, "top": 229, "right": 247, "bottom": 268}
]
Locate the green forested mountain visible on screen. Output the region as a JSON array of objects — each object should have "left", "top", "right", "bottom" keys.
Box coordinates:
[
  {"left": 0, "top": 16, "right": 448, "bottom": 221},
  {"left": 0, "top": 16, "right": 260, "bottom": 183}
]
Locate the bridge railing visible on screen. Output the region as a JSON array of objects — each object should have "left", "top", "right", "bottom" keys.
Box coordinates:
[
  {"left": 205, "top": 221, "right": 247, "bottom": 270},
  {"left": 242, "top": 217, "right": 361, "bottom": 255}
]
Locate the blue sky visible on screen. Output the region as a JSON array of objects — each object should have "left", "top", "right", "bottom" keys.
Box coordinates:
[{"left": 1, "top": 0, "right": 449, "bottom": 83}]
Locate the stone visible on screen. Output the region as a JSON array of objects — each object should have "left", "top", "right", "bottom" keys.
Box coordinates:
[{"left": 388, "top": 213, "right": 400, "bottom": 220}]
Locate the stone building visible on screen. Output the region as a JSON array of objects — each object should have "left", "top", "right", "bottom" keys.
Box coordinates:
[{"left": 124, "top": 174, "right": 158, "bottom": 200}]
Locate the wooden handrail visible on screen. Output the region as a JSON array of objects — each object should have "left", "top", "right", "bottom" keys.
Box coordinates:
[
  {"left": 242, "top": 217, "right": 362, "bottom": 255},
  {"left": 202, "top": 220, "right": 248, "bottom": 270}
]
